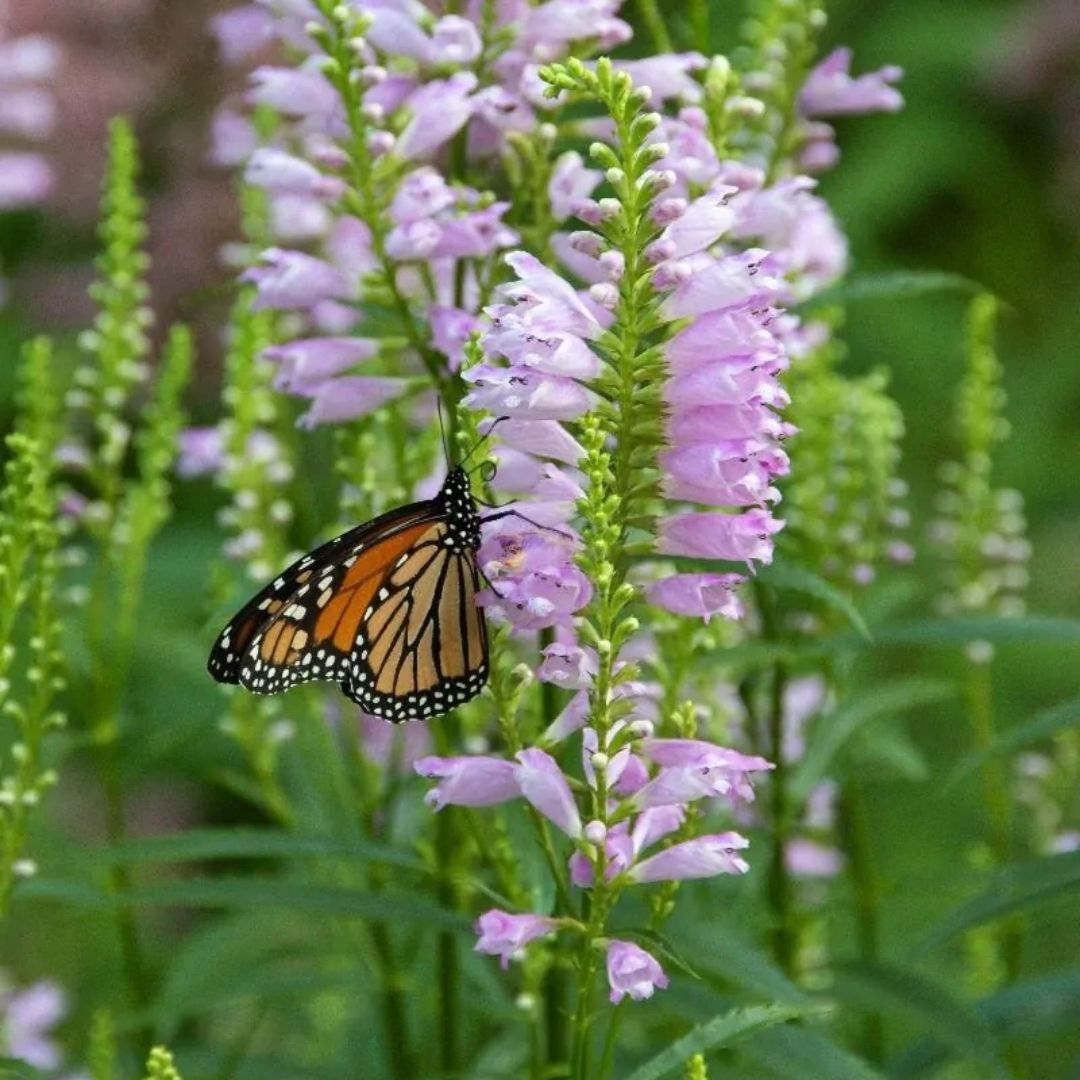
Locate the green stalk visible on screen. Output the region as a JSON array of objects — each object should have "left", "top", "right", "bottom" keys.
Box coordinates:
[
  {"left": 965, "top": 661, "right": 1027, "bottom": 1079},
  {"left": 754, "top": 581, "right": 796, "bottom": 975},
  {"left": 965, "top": 662, "right": 1020, "bottom": 976},
  {"left": 634, "top": 0, "right": 674, "bottom": 52},
  {"left": 837, "top": 780, "right": 884, "bottom": 1064},
  {"left": 689, "top": 0, "right": 709, "bottom": 49},
  {"left": 433, "top": 720, "right": 463, "bottom": 1077}
]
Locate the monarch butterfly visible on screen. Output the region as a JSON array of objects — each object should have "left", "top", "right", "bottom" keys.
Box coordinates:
[{"left": 208, "top": 466, "right": 492, "bottom": 723}]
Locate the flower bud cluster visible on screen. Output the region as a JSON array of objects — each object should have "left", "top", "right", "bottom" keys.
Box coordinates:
[
  {"left": 781, "top": 360, "right": 909, "bottom": 593},
  {"left": 931, "top": 295, "right": 1030, "bottom": 649}
]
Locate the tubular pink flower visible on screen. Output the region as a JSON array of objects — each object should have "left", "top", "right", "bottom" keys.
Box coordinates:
[
  {"left": 658, "top": 509, "right": 784, "bottom": 565},
  {"left": 397, "top": 73, "right": 477, "bottom": 160},
  {"left": 475, "top": 910, "right": 560, "bottom": 969},
  {"left": 646, "top": 573, "right": 746, "bottom": 621},
  {"left": 295, "top": 376, "right": 411, "bottom": 427},
  {"left": 263, "top": 337, "right": 378, "bottom": 393},
  {"left": 628, "top": 832, "right": 751, "bottom": 882},
  {"left": 606, "top": 940, "right": 669, "bottom": 1004},
  {"left": 799, "top": 48, "right": 904, "bottom": 117},
  {"left": 243, "top": 248, "right": 346, "bottom": 310},
  {"left": 515, "top": 748, "right": 582, "bottom": 838},
  {"left": 414, "top": 755, "right": 520, "bottom": 810}
]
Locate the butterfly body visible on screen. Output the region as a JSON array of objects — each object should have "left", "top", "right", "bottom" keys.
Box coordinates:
[{"left": 208, "top": 467, "right": 489, "bottom": 722}]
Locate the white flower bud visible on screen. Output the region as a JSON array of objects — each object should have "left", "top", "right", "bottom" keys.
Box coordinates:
[{"left": 584, "top": 820, "right": 608, "bottom": 845}]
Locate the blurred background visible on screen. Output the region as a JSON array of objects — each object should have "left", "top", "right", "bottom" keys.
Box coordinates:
[{"left": 1, "top": 0, "right": 1079, "bottom": 1075}]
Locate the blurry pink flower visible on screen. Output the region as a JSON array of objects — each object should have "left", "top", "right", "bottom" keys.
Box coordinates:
[
  {"left": 475, "top": 910, "right": 559, "bottom": 969},
  {"left": 414, "top": 755, "right": 520, "bottom": 810},
  {"left": 605, "top": 940, "right": 668, "bottom": 1003},
  {"left": 799, "top": 48, "right": 904, "bottom": 117}
]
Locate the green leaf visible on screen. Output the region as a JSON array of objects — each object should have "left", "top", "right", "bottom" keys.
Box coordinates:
[
  {"left": 741, "top": 1024, "right": 887, "bottom": 1080},
  {"left": 621, "top": 1004, "right": 805, "bottom": 1080},
  {"left": 917, "top": 850, "right": 1080, "bottom": 953},
  {"left": 800, "top": 270, "right": 980, "bottom": 310},
  {"left": 90, "top": 828, "right": 426, "bottom": 873},
  {"left": 757, "top": 560, "right": 872, "bottom": 640},
  {"left": 0, "top": 1060, "right": 45, "bottom": 1080},
  {"left": 831, "top": 963, "right": 1008, "bottom": 1077},
  {"left": 822, "top": 615, "right": 1080, "bottom": 653},
  {"left": 791, "top": 679, "right": 954, "bottom": 803},
  {"left": 890, "top": 970, "right": 1080, "bottom": 1077},
  {"left": 19, "top": 877, "right": 470, "bottom": 931},
  {"left": 946, "top": 696, "right": 1080, "bottom": 789},
  {"left": 694, "top": 932, "right": 814, "bottom": 1007}
]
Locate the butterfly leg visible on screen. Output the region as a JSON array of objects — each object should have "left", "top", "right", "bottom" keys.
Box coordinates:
[{"left": 480, "top": 508, "right": 574, "bottom": 542}]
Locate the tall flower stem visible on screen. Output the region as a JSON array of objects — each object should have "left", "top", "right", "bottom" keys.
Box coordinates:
[
  {"left": 837, "top": 779, "right": 884, "bottom": 1063},
  {"left": 635, "top": 0, "right": 673, "bottom": 53},
  {"left": 537, "top": 57, "right": 671, "bottom": 1077},
  {"left": 754, "top": 581, "right": 796, "bottom": 974},
  {"left": 432, "top": 720, "right": 463, "bottom": 1076},
  {"left": 313, "top": 3, "right": 460, "bottom": 437}
]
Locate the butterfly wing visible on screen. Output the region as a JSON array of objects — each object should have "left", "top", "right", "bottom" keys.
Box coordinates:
[
  {"left": 341, "top": 523, "right": 489, "bottom": 722},
  {"left": 208, "top": 500, "right": 440, "bottom": 690}
]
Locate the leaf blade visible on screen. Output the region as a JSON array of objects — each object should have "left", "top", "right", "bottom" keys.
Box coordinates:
[{"left": 621, "top": 1004, "right": 805, "bottom": 1080}]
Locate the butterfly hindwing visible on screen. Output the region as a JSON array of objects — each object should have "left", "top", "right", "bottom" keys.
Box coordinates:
[{"left": 340, "top": 526, "right": 489, "bottom": 722}]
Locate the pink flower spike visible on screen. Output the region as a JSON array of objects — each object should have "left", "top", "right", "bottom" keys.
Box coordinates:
[
  {"left": 628, "top": 833, "right": 751, "bottom": 883},
  {"left": 606, "top": 940, "right": 669, "bottom": 1003},
  {"left": 414, "top": 756, "right": 520, "bottom": 810},
  {"left": 647, "top": 573, "right": 746, "bottom": 622},
  {"left": 475, "top": 910, "right": 559, "bottom": 969},
  {"left": 515, "top": 748, "right": 582, "bottom": 838}
]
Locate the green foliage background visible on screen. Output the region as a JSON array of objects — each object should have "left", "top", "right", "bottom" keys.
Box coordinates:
[{"left": 1, "top": 1, "right": 1078, "bottom": 1077}]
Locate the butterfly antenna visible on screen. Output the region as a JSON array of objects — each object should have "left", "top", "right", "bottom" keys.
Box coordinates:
[
  {"left": 462, "top": 415, "right": 511, "bottom": 471},
  {"left": 436, "top": 398, "right": 451, "bottom": 466}
]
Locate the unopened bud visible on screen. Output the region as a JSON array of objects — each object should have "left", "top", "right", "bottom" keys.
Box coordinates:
[{"left": 584, "top": 820, "right": 608, "bottom": 845}]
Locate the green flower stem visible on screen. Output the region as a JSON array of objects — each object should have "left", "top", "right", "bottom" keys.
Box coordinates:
[
  {"left": 837, "top": 778, "right": 884, "bottom": 1064},
  {"left": 433, "top": 719, "right": 464, "bottom": 1076},
  {"left": 689, "top": 0, "right": 709, "bottom": 49},
  {"left": 635, "top": 0, "right": 674, "bottom": 53},
  {"left": 965, "top": 661, "right": 1022, "bottom": 983},
  {"left": 754, "top": 580, "right": 796, "bottom": 975},
  {"left": 537, "top": 59, "right": 670, "bottom": 1078},
  {"left": 313, "top": 3, "right": 460, "bottom": 440}
]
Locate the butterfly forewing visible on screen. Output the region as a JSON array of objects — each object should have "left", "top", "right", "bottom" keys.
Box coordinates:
[{"left": 207, "top": 467, "right": 490, "bottom": 723}]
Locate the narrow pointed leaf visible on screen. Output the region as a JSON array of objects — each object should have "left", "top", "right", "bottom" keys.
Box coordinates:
[
  {"left": 946, "top": 696, "right": 1080, "bottom": 789},
  {"left": 831, "top": 962, "right": 1008, "bottom": 1077},
  {"left": 917, "top": 850, "right": 1080, "bottom": 953},
  {"left": 758, "top": 559, "right": 872, "bottom": 640},
  {"left": 791, "top": 679, "right": 954, "bottom": 802},
  {"left": 621, "top": 1004, "right": 805, "bottom": 1080}
]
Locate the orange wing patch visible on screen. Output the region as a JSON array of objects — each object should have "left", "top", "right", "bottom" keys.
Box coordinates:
[{"left": 314, "top": 521, "right": 445, "bottom": 653}]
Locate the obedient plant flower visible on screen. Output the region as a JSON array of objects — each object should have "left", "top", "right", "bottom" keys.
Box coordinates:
[
  {"left": 0, "top": 977, "right": 66, "bottom": 1070},
  {"left": 799, "top": 48, "right": 904, "bottom": 117},
  {"left": 605, "top": 940, "right": 669, "bottom": 1003},
  {"left": 414, "top": 756, "right": 520, "bottom": 811},
  {"left": 474, "top": 911, "right": 561, "bottom": 970},
  {"left": 0, "top": 19, "right": 58, "bottom": 220}
]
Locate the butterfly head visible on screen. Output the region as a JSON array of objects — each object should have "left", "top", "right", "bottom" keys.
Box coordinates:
[{"left": 439, "top": 466, "right": 482, "bottom": 550}]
